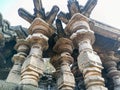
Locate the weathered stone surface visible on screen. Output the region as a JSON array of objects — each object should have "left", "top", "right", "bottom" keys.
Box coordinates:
[
  {"left": 1, "top": 0, "right": 120, "bottom": 90},
  {"left": 51, "top": 38, "right": 75, "bottom": 90},
  {"left": 6, "top": 39, "right": 29, "bottom": 84},
  {"left": 20, "top": 1, "right": 58, "bottom": 86},
  {"left": 20, "top": 37, "right": 46, "bottom": 86},
  {"left": 64, "top": 13, "right": 107, "bottom": 90},
  {"left": 100, "top": 51, "right": 120, "bottom": 90}
]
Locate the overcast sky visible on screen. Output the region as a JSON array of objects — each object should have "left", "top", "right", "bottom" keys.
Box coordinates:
[{"left": 0, "top": 0, "right": 120, "bottom": 29}]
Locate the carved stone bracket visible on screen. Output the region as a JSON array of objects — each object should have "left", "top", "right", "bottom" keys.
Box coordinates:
[
  {"left": 18, "top": 0, "right": 59, "bottom": 24},
  {"left": 57, "top": 0, "right": 98, "bottom": 25}
]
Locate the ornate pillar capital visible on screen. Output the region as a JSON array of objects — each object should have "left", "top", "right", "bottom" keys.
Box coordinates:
[
  {"left": 26, "top": 33, "right": 48, "bottom": 50},
  {"left": 65, "top": 13, "right": 90, "bottom": 36},
  {"left": 65, "top": 13, "right": 95, "bottom": 50},
  {"left": 53, "top": 37, "right": 74, "bottom": 54},
  {"left": 28, "top": 17, "right": 54, "bottom": 37}
]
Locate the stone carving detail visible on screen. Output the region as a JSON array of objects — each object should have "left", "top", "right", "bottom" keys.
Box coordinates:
[
  {"left": 19, "top": 0, "right": 59, "bottom": 87},
  {"left": 1, "top": 0, "right": 119, "bottom": 90},
  {"left": 51, "top": 38, "right": 75, "bottom": 90},
  {"left": 6, "top": 39, "right": 29, "bottom": 84},
  {"left": 57, "top": 0, "right": 107, "bottom": 89},
  {"left": 100, "top": 51, "right": 120, "bottom": 90},
  {"left": 63, "top": 13, "right": 107, "bottom": 90}
]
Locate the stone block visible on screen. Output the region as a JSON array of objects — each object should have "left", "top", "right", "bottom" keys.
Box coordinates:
[{"left": 77, "top": 50, "right": 103, "bottom": 72}]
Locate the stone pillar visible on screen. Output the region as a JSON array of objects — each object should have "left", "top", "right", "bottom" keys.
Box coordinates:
[
  {"left": 100, "top": 51, "right": 120, "bottom": 90},
  {"left": 6, "top": 39, "right": 29, "bottom": 84},
  {"left": 51, "top": 38, "right": 75, "bottom": 90},
  {"left": 71, "top": 62, "right": 85, "bottom": 90},
  {"left": 20, "top": 17, "right": 54, "bottom": 87},
  {"left": 64, "top": 13, "right": 107, "bottom": 90}
]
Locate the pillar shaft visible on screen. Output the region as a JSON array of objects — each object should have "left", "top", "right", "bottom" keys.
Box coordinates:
[
  {"left": 51, "top": 38, "right": 75, "bottom": 90},
  {"left": 65, "top": 13, "right": 107, "bottom": 90},
  {"left": 100, "top": 51, "right": 120, "bottom": 90},
  {"left": 20, "top": 42, "right": 45, "bottom": 86},
  {"left": 58, "top": 52, "right": 75, "bottom": 90}
]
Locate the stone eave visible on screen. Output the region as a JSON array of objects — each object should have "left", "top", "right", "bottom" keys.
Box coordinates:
[{"left": 90, "top": 19, "right": 120, "bottom": 41}]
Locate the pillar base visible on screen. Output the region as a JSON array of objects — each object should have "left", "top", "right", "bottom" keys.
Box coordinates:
[
  {"left": 20, "top": 78, "right": 38, "bottom": 87},
  {"left": 57, "top": 72, "right": 75, "bottom": 90},
  {"left": 6, "top": 64, "right": 21, "bottom": 84},
  {"left": 87, "top": 86, "right": 108, "bottom": 90}
]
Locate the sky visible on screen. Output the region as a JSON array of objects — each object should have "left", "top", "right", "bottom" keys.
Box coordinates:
[{"left": 0, "top": 0, "right": 120, "bottom": 29}]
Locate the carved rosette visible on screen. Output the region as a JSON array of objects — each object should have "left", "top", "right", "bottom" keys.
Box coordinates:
[
  {"left": 20, "top": 17, "right": 54, "bottom": 87},
  {"left": 65, "top": 13, "right": 107, "bottom": 90},
  {"left": 51, "top": 38, "right": 75, "bottom": 90},
  {"left": 6, "top": 39, "right": 29, "bottom": 84},
  {"left": 100, "top": 51, "right": 120, "bottom": 90}
]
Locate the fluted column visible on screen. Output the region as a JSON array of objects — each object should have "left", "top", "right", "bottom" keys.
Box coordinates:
[
  {"left": 20, "top": 17, "right": 54, "bottom": 87},
  {"left": 51, "top": 38, "right": 75, "bottom": 90},
  {"left": 6, "top": 39, "right": 29, "bottom": 84},
  {"left": 100, "top": 51, "right": 120, "bottom": 90},
  {"left": 64, "top": 13, "right": 107, "bottom": 90}
]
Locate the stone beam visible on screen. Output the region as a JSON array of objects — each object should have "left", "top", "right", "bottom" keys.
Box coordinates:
[
  {"left": 81, "top": 0, "right": 98, "bottom": 17},
  {"left": 89, "top": 19, "right": 120, "bottom": 41},
  {"left": 18, "top": 8, "right": 35, "bottom": 23},
  {"left": 18, "top": 0, "right": 59, "bottom": 24}
]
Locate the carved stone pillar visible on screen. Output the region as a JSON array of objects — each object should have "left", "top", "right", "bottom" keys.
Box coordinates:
[
  {"left": 6, "top": 39, "right": 29, "bottom": 84},
  {"left": 64, "top": 13, "right": 107, "bottom": 90},
  {"left": 51, "top": 38, "right": 75, "bottom": 90},
  {"left": 20, "top": 17, "right": 54, "bottom": 87},
  {"left": 100, "top": 51, "right": 120, "bottom": 90}
]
